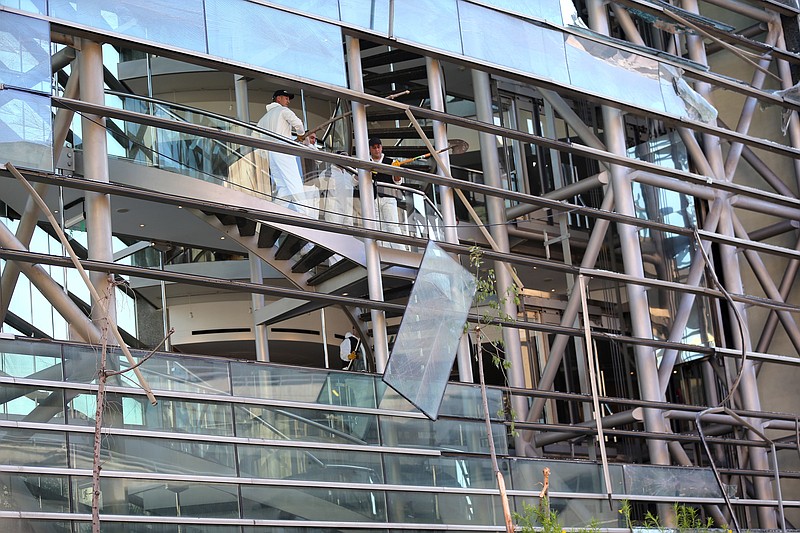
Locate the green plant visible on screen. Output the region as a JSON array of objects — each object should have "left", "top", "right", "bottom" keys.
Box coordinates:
[
  {"left": 674, "top": 503, "right": 714, "bottom": 532},
  {"left": 514, "top": 497, "right": 562, "bottom": 533}
]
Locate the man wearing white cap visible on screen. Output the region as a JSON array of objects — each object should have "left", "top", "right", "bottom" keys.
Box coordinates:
[{"left": 258, "top": 89, "right": 307, "bottom": 212}]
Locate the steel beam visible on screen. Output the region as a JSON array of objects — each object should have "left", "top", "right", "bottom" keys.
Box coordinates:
[{"left": 347, "top": 36, "right": 389, "bottom": 372}]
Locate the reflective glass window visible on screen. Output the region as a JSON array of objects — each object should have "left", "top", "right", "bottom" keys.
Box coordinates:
[
  {"left": 0, "top": 429, "right": 67, "bottom": 467},
  {"left": 460, "top": 2, "right": 570, "bottom": 83},
  {"left": 235, "top": 404, "right": 379, "bottom": 445},
  {"left": 0, "top": 0, "right": 46, "bottom": 14},
  {"left": 238, "top": 444, "right": 384, "bottom": 483},
  {"left": 379, "top": 415, "right": 507, "bottom": 454},
  {"left": 73, "top": 477, "right": 240, "bottom": 517},
  {"left": 0, "top": 337, "right": 62, "bottom": 378},
  {"left": 0, "top": 474, "right": 70, "bottom": 512},
  {"left": 122, "top": 350, "right": 232, "bottom": 395},
  {"left": 439, "top": 382, "right": 503, "bottom": 419},
  {"left": 75, "top": 523, "right": 238, "bottom": 533},
  {"left": 70, "top": 433, "right": 236, "bottom": 476},
  {"left": 383, "top": 453, "right": 496, "bottom": 489},
  {"left": 393, "top": 0, "right": 463, "bottom": 55},
  {"left": 232, "top": 361, "right": 376, "bottom": 408},
  {"left": 68, "top": 393, "right": 234, "bottom": 436},
  {"left": 0, "top": 384, "right": 63, "bottom": 422},
  {"left": 510, "top": 458, "right": 624, "bottom": 494},
  {"left": 386, "top": 490, "right": 501, "bottom": 525},
  {"left": 565, "top": 35, "right": 666, "bottom": 114},
  {"left": 241, "top": 484, "right": 387, "bottom": 521},
  {"left": 339, "top": 0, "right": 390, "bottom": 33},
  {"left": 205, "top": 0, "right": 347, "bottom": 87},
  {"left": 0, "top": 11, "right": 50, "bottom": 91},
  {"left": 0, "top": 90, "right": 53, "bottom": 171},
  {"left": 48, "top": 0, "right": 207, "bottom": 52}
]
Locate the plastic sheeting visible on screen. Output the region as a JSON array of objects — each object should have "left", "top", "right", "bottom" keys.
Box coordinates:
[{"left": 383, "top": 241, "right": 477, "bottom": 420}]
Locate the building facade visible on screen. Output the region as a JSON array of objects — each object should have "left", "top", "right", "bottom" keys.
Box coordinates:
[{"left": 1, "top": 0, "right": 800, "bottom": 531}]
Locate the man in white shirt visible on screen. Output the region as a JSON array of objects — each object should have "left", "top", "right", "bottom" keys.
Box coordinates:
[{"left": 257, "top": 89, "right": 307, "bottom": 211}]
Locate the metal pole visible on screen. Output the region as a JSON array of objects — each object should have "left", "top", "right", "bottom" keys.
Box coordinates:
[
  {"left": 234, "top": 73, "right": 270, "bottom": 362},
  {"left": 79, "top": 38, "right": 116, "bottom": 323},
  {"left": 525, "top": 190, "right": 614, "bottom": 428},
  {"left": 472, "top": 68, "right": 529, "bottom": 441},
  {"left": 427, "top": 57, "right": 473, "bottom": 383},
  {"left": 717, "top": 206, "right": 777, "bottom": 528},
  {"left": 656, "top": 200, "right": 724, "bottom": 392},
  {"left": 346, "top": 36, "right": 390, "bottom": 372},
  {"left": 586, "top": 0, "right": 671, "bottom": 481}
]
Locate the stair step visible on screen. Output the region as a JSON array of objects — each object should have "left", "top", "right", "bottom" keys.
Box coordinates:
[
  {"left": 292, "top": 246, "right": 335, "bottom": 273},
  {"left": 258, "top": 225, "right": 281, "bottom": 248},
  {"left": 362, "top": 49, "right": 422, "bottom": 69},
  {"left": 307, "top": 259, "right": 359, "bottom": 286},
  {"left": 366, "top": 109, "right": 413, "bottom": 122},
  {"left": 215, "top": 213, "right": 238, "bottom": 226},
  {"left": 364, "top": 65, "right": 427, "bottom": 86},
  {"left": 275, "top": 234, "right": 305, "bottom": 260},
  {"left": 236, "top": 217, "right": 257, "bottom": 237}
]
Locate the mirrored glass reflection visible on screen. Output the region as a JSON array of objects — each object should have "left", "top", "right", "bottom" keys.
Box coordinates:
[
  {"left": 0, "top": 11, "right": 50, "bottom": 91},
  {"left": 48, "top": 0, "right": 207, "bottom": 52},
  {"left": 205, "top": 0, "right": 347, "bottom": 86},
  {"left": 339, "top": 0, "right": 390, "bottom": 33},
  {"left": 241, "top": 484, "right": 387, "bottom": 521},
  {"left": 238, "top": 444, "right": 385, "bottom": 483},
  {"left": 0, "top": 91, "right": 53, "bottom": 171},
  {"left": 460, "top": 1, "right": 570, "bottom": 83},
  {"left": 393, "top": 0, "right": 462, "bottom": 54}
]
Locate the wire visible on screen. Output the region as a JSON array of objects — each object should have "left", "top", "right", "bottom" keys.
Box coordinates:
[{"left": 691, "top": 226, "right": 747, "bottom": 407}]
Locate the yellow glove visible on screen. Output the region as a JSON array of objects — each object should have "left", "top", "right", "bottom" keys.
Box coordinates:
[
  {"left": 391, "top": 159, "right": 403, "bottom": 167},
  {"left": 347, "top": 352, "right": 358, "bottom": 361}
]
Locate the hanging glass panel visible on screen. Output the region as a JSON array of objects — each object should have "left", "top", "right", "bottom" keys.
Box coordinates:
[{"left": 383, "top": 240, "right": 476, "bottom": 420}]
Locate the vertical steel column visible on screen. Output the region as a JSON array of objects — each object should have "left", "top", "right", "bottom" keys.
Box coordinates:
[
  {"left": 681, "top": 0, "right": 776, "bottom": 522},
  {"left": 234, "top": 74, "right": 269, "bottom": 362},
  {"left": 471, "top": 69, "right": 528, "bottom": 434},
  {"left": 585, "top": 0, "right": 672, "bottom": 474},
  {"left": 427, "top": 57, "right": 473, "bottom": 383},
  {"left": 346, "top": 36, "right": 390, "bottom": 371},
  {"left": 79, "top": 39, "right": 116, "bottom": 323},
  {"left": 718, "top": 206, "right": 777, "bottom": 528}
]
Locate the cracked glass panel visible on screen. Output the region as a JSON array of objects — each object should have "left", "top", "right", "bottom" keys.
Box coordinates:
[
  {"left": 206, "top": 0, "right": 347, "bottom": 87},
  {"left": 624, "top": 464, "right": 732, "bottom": 497},
  {"left": 566, "top": 35, "right": 667, "bottom": 114},
  {"left": 460, "top": 2, "right": 570, "bottom": 84},
  {"left": 394, "top": 0, "right": 463, "bottom": 55},
  {"left": 48, "top": 0, "right": 207, "bottom": 53},
  {"left": 383, "top": 241, "right": 476, "bottom": 420}
]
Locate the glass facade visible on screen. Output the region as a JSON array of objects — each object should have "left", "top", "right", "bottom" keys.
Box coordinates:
[{"left": 0, "top": 337, "right": 683, "bottom": 529}]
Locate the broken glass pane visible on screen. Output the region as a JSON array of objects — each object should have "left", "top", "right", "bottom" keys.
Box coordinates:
[
  {"left": 566, "top": 35, "right": 668, "bottom": 114},
  {"left": 383, "top": 241, "right": 476, "bottom": 420},
  {"left": 623, "top": 464, "right": 734, "bottom": 497}
]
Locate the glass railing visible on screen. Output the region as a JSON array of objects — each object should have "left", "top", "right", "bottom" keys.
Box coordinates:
[{"left": 100, "top": 91, "right": 444, "bottom": 250}]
